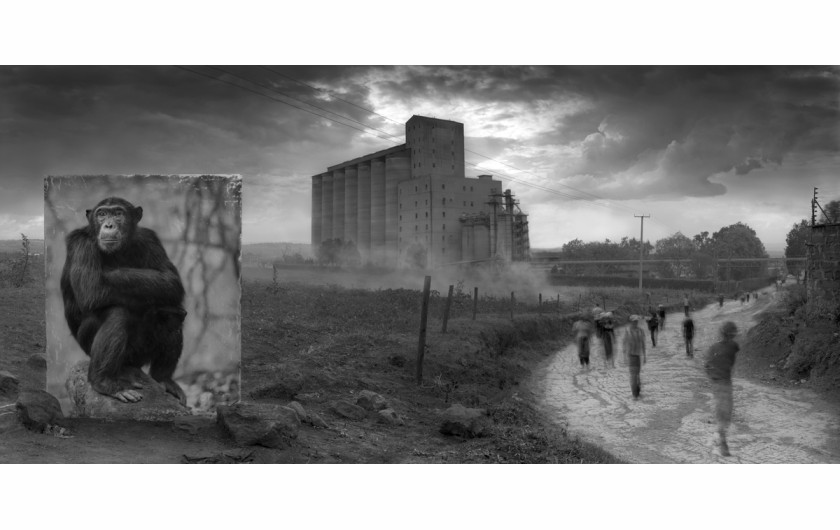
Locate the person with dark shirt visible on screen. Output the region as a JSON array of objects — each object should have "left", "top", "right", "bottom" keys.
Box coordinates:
[
  {"left": 623, "top": 315, "right": 646, "bottom": 399},
  {"left": 704, "top": 321, "right": 739, "bottom": 456},
  {"left": 657, "top": 304, "right": 666, "bottom": 329},
  {"left": 682, "top": 316, "right": 695, "bottom": 357},
  {"left": 573, "top": 318, "right": 593, "bottom": 370},
  {"left": 718, "top": 293, "right": 724, "bottom": 308},
  {"left": 646, "top": 308, "right": 659, "bottom": 347},
  {"left": 600, "top": 312, "right": 615, "bottom": 368}
]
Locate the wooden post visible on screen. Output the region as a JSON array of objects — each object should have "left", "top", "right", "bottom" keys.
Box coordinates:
[
  {"left": 442, "top": 285, "right": 454, "bottom": 333},
  {"left": 578, "top": 293, "right": 581, "bottom": 312},
  {"left": 539, "top": 293, "right": 542, "bottom": 314},
  {"left": 557, "top": 293, "right": 560, "bottom": 312},
  {"left": 416, "top": 275, "right": 432, "bottom": 386},
  {"left": 472, "top": 287, "right": 478, "bottom": 320},
  {"left": 602, "top": 295, "right": 606, "bottom": 311},
  {"left": 272, "top": 264, "right": 277, "bottom": 284},
  {"left": 510, "top": 291, "right": 515, "bottom": 320}
]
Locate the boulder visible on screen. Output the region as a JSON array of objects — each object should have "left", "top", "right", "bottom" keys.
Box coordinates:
[
  {"left": 16, "top": 389, "right": 65, "bottom": 432},
  {"left": 331, "top": 400, "right": 367, "bottom": 420},
  {"left": 309, "top": 412, "right": 328, "bottom": 429},
  {"left": 216, "top": 402, "right": 300, "bottom": 448},
  {"left": 0, "top": 370, "right": 20, "bottom": 400},
  {"left": 0, "top": 403, "right": 23, "bottom": 434},
  {"left": 356, "top": 390, "right": 389, "bottom": 412},
  {"left": 439, "top": 404, "right": 490, "bottom": 438},
  {"left": 377, "top": 408, "right": 405, "bottom": 426},
  {"left": 65, "top": 361, "right": 189, "bottom": 421},
  {"left": 287, "top": 401, "right": 309, "bottom": 423}
]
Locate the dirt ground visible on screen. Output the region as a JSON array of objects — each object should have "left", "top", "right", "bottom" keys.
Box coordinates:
[
  {"left": 4, "top": 270, "right": 826, "bottom": 464},
  {"left": 538, "top": 286, "right": 840, "bottom": 463},
  {"left": 1, "top": 270, "right": 620, "bottom": 464}
]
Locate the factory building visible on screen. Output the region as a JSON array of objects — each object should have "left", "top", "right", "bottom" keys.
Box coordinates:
[{"left": 311, "top": 115, "right": 530, "bottom": 268}]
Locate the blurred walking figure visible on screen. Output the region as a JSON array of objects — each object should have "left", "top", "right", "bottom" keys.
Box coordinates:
[
  {"left": 704, "top": 321, "right": 739, "bottom": 457},
  {"left": 573, "top": 318, "right": 594, "bottom": 370},
  {"left": 683, "top": 293, "right": 690, "bottom": 317},
  {"left": 623, "top": 315, "right": 646, "bottom": 399},
  {"left": 740, "top": 294, "right": 745, "bottom": 305},
  {"left": 718, "top": 293, "right": 724, "bottom": 308},
  {"left": 657, "top": 304, "right": 666, "bottom": 329},
  {"left": 646, "top": 308, "right": 659, "bottom": 347},
  {"left": 747, "top": 292, "right": 750, "bottom": 302},
  {"left": 599, "top": 312, "right": 616, "bottom": 368},
  {"left": 682, "top": 315, "right": 695, "bottom": 357}
]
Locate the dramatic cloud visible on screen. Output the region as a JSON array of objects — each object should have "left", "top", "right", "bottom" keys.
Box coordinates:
[{"left": 0, "top": 65, "right": 838, "bottom": 250}]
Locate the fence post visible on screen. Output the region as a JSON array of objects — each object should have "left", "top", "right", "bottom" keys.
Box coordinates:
[
  {"left": 578, "top": 293, "right": 581, "bottom": 312},
  {"left": 442, "top": 284, "right": 454, "bottom": 333},
  {"left": 416, "top": 275, "right": 432, "bottom": 386},
  {"left": 510, "top": 291, "right": 515, "bottom": 320},
  {"left": 557, "top": 293, "right": 560, "bottom": 312},
  {"left": 539, "top": 293, "right": 542, "bottom": 314},
  {"left": 473, "top": 287, "right": 478, "bottom": 321}
]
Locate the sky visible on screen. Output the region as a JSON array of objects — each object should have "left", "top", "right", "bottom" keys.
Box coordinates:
[{"left": 1, "top": 65, "right": 838, "bottom": 253}]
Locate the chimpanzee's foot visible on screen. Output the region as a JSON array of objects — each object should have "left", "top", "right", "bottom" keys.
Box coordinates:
[
  {"left": 158, "top": 378, "right": 187, "bottom": 406},
  {"left": 91, "top": 377, "right": 144, "bottom": 403}
]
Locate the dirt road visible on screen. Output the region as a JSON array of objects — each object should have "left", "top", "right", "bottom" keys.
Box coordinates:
[{"left": 538, "top": 290, "right": 840, "bottom": 463}]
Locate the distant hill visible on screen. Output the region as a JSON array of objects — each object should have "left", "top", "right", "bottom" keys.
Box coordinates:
[{"left": 0, "top": 239, "right": 45, "bottom": 254}]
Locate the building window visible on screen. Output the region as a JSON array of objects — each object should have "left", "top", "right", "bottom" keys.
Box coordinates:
[
  {"left": 442, "top": 184, "right": 446, "bottom": 190},
  {"left": 463, "top": 186, "right": 466, "bottom": 191},
  {"left": 433, "top": 163, "right": 435, "bottom": 168},
  {"left": 442, "top": 235, "right": 445, "bottom": 241},
  {"left": 463, "top": 201, "right": 466, "bottom": 206},
  {"left": 470, "top": 201, "right": 474, "bottom": 207},
  {"left": 425, "top": 199, "right": 428, "bottom": 205},
  {"left": 470, "top": 186, "right": 473, "bottom": 192},
  {"left": 442, "top": 198, "right": 446, "bottom": 206},
  {"left": 442, "top": 247, "right": 446, "bottom": 254},
  {"left": 415, "top": 213, "right": 418, "bottom": 219},
  {"left": 443, "top": 224, "right": 446, "bottom": 230},
  {"left": 415, "top": 201, "right": 418, "bottom": 207},
  {"left": 442, "top": 211, "right": 446, "bottom": 218},
  {"left": 425, "top": 184, "right": 428, "bottom": 190},
  {"left": 399, "top": 215, "right": 402, "bottom": 221},
  {"left": 425, "top": 224, "right": 428, "bottom": 230},
  {"left": 425, "top": 212, "right": 428, "bottom": 218},
  {"left": 415, "top": 186, "right": 418, "bottom": 192},
  {"left": 399, "top": 226, "right": 402, "bottom": 232},
  {"left": 415, "top": 226, "right": 418, "bottom": 231}
]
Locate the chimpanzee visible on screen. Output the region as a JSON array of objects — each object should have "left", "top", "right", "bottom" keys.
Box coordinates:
[{"left": 60, "top": 197, "right": 187, "bottom": 405}]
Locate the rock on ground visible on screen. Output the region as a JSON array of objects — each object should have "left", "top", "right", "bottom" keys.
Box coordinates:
[
  {"left": 65, "top": 361, "right": 189, "bottom": 421},
  {"left": 377, "top": 408, "right": 405, "bottom": 426},
  {"left": 26, "top": 354, "right": 47, "bottom": 372},
  {"left": 331, "top": 400, "right": 367, "bottom": 420},
  {"left": 16, "top": 389, "right": 65, "bottom": 432},
  {"left": 216, "top": 402, "right": 300, "bottom": 448},
  {"left": 0, "top": 370, "right": 20, "bottom": 400},
  {"left": 439, "top": 404, "right": 490, "bottom": 438},
  {"left": 287, "top": 400, "right": 309, "bottom": 423},
  {"left": 356, "top": 390, "right": 389, "bottom": 411}
]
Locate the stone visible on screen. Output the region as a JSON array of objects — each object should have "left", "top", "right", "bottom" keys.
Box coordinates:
[
  {"left": 26, "top": 354, "right": 47, "bottom": 372},
  {"left": 287, "top": 400, "right": 309, "bottom": 423},
  {"left": 377, "top": 408, "right": 405, "bottom": 426},
  {"left": 0, "top": 403, "right": 23, "bottom": 434},
  {"left": 439, "top": 403, "right": 491, "bottom": 438},
  {"left": 309, "top": 412, "right": 328, "bottom": 429},
  {"left": 216, "top": 402, "right": 299, "bottom": 448},
  {"left": 65, "top": 360, "right": 189, "bottom": 420},
  {"left": 0, "top": 370, "right": 20, "bottom": 400},
  {"left": 356, "top": 390, "right": 388, "bottom": 411},
  {"left": 16, "top": 389, "right": 65, "bottom": 432},
  {"left": 389, "top": 355, "right": 406, "bottom": 367},
  {"left": 331, "top": 400, "right": 367, "bottom": 420}
]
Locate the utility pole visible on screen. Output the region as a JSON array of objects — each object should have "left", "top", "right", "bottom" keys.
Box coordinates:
[{"left": 634, "top": 214, "right": 650, "bottom": 293}]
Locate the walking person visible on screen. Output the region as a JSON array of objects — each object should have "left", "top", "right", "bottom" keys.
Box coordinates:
[
  {"left": 623, "top": 315, "right": 647, "bottom": 399},
  {"left": 683, "top": 293, "right": 690, "bottom": 317},
  {"left": 657, "top": 304, "right": 666, "bottom": 329},
  {"left": 600, "top": 312, "right": 616, "bottom": 368},
  {"left": 573, "top": 318, "right": 594, "bottom": 371},
  {"left": 646, "top": 308, "right": 659, "bottom": 347},
  {"left": 718, "top": 293, "right": 724, "bottom": 308},
  {"left": 704, "top": 321, "right": 740, "bottom": 456},
  {"left": 682, "top": 315, "right": 695, "bottom": 357}
]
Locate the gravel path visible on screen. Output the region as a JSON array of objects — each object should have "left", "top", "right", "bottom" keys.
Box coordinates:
[{"left": 538, "top": 289, "right": 840, "bottom": 463}]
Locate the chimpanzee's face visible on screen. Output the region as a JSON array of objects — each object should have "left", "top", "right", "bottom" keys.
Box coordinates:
[{"left": 86, "top": 198, "right": 142, "bottom": 254}]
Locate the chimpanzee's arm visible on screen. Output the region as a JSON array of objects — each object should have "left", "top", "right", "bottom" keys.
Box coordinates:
[
  {"left": 65, "top": 230, "right": 134, "bottom": 312},
  {"left": 102, "top": 228, "right": 185, "bottom": 305}
]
